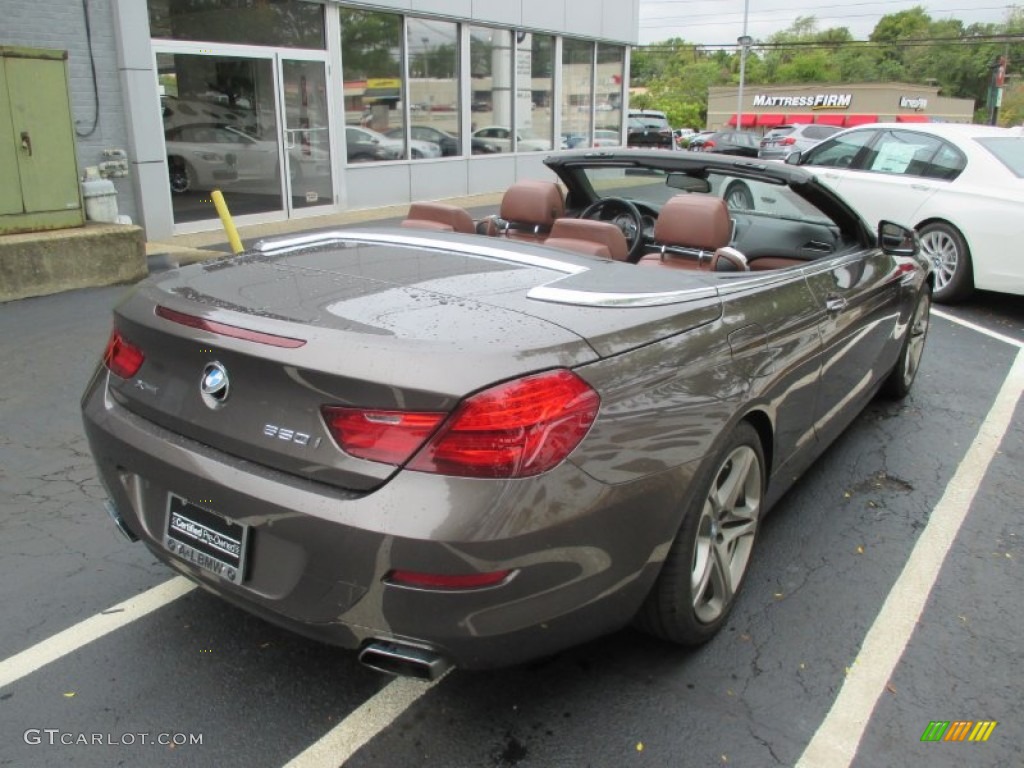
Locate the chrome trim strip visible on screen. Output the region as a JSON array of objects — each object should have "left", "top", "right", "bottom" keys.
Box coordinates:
[
  {"left": 713, "top": 271, "right": 797, "bottom": 295},
  {"left": 255, "top": 230, "right": 586, "bottom": 275},
  {"left": 528, "top": 284, "right": 718, "bottom": 307}
]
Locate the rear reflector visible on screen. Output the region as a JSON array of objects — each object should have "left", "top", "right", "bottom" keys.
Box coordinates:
[
  {"left": 407, "top": 369, "right": 600, "bottom": 478},
  {"left": 103, "top": 329, "right": 145, "bottom": 378},
  {"left": 155, "top": 305, "right": 306, "bottom": 348},
  {"left": 322, "top": 407, "right": 445, "bottom": 465},
  {"left": 386, "top": 569, "right": 513, "bottom": 590}
]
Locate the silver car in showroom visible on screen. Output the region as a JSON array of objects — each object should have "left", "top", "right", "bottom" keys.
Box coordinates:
[{"left": 82, "top": 150, "right": 932, "bottom": 678}]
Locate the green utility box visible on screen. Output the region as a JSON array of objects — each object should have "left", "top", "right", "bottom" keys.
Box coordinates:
[{"left": 0, "top": 46, "right": 85, "bottom": 235}]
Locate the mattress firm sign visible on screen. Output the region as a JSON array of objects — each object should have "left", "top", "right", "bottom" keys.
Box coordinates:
[{"left": 752, "top": 93, "right": 853, "bottom": 110}]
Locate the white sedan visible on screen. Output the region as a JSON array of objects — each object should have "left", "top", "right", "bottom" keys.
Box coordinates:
[
  {"left": 472, "top": 125, "right": 554, "bottom": 152},
  {"left": 345, "top": 126, "right": 442, "bottom": 160},
  {"left": 789, "top": 122, "right": 1024, "bottom": 302}
]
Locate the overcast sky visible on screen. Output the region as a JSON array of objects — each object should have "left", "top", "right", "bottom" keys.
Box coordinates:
[{"left": 637, "top": 0, "right": 1015, "bottom": 45}]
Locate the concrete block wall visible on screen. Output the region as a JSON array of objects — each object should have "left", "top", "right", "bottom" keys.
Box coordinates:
[{"left": 1, "top": 0, "right": 138, "bottom": 224}]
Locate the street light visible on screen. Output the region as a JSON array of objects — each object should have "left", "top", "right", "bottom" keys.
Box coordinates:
[{"left": 736, "top": 0, "right": 751, "bottom": 131}]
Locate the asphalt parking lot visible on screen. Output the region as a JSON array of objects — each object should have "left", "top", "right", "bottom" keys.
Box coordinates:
[{"left": 0, "top": 268, "right": 1020, "bottom": 767}]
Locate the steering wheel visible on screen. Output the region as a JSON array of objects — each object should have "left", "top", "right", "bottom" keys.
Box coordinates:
[{"left": 579, "top": 197, "right": 646, "bottom": 261}]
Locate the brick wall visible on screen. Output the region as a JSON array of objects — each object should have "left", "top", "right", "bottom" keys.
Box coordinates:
[{"left": 2, "top": 0, "right": 138, "bottom": 223}]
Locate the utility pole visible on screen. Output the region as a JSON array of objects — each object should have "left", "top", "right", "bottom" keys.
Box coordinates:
[
  {"left": 989, "top": 55, "right": 1006, "bottom": 126},
  {"left": 735, "top": 0, "right": 751, "bottom": 131}
]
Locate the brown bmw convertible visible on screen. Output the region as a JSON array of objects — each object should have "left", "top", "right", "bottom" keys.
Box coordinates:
[{"left": 82, "top": 151, "right": 932, "bottom": 678}]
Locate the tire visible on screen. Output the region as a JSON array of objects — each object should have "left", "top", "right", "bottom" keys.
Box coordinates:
[
  {"left": 636, "top": 422, "right": 765, "bottom": 646},
  {"left": 880, "top": 285, "right": 931, "bottom": 399},
  {"left": 919, "top": 221, "right": 972, "bottom": 303},
  {"left": 168, "top": 157, "right": 193, "bottom": 195},
  {"left": 724, "top": 180, "right": 754, "bottom": 211}
]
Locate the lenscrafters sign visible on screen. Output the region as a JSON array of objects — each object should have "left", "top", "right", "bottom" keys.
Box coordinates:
[
  {"left": 752, "top": 93, "right": 853, "bottom": 109},
  {"left": 899, "top": 96, "right": 928, "bottom": 111}
]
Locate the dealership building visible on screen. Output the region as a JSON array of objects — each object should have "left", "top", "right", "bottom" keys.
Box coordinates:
[
  {"left": 3, "top": 0, "right": 638, "bottom": 240},
  {"left": 707, "top": 82, "right": 975, "bottom": 132}
]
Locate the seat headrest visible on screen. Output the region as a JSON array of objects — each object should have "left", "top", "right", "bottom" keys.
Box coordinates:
[
  {"left": 547, "top": 218, "right": 629, "bottom": 261},
  {"left": 654, "top": 194, "right": 732, "bottom": 252},
  {"left": 499, "top": 181, "right": 565, "bottom": 228},
  {"left": 402, "top": 202, "right": 476, "bottom": 234}
]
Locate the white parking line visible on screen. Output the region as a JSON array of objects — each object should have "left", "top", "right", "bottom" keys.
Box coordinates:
[
  {"left": 282, "top": 674, "right": 446, "bottom": 768},
  {"left": 796, "top": 347, "right": 1024, "bottom": 767},
  {"left": 932, "top": 307, "right": 1024, "bottom": 349},
  {"left": 0, "top": 577, "right": 196, "bottom": 690}
]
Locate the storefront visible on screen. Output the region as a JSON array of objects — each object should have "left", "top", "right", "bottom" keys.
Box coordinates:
[
  {"left": 707, "top": 82, "right": 975, "bottom": 132},
  {"left": 109, "top": 0, "right": 638, "bottom": 238}
]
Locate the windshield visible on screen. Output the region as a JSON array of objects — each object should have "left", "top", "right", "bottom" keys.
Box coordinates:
[
  {"left": 578, "top": 165, "right": 830, "bottom": 223},
  {"left": 976, "top": 137, "right": 1024, "bottom": 177},
  {"left": 630, "top": 114, "right": 669, "bottom": 129}
]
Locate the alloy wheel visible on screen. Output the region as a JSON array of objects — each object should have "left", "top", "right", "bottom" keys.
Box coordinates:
[{"left": 691, "top": 445, "right": 762, "bottom": 624}]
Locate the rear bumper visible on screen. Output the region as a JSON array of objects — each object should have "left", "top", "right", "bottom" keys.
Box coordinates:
[{"left": 81, "top": 369, "right": 680, "bottom": 670}]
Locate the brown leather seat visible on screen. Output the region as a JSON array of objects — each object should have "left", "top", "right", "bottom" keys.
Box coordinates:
[
  {"left": 401, "top": 202, "right": 476, "bottom": 234},
  {"left": 639, "top": 194, "right": 745, "bottom": 271},
  {"left": 544, "top": 218, "right": 630, "bottom": 261},
  {"left": 490, "top": 180, "right": 565, "bottom": 242}
]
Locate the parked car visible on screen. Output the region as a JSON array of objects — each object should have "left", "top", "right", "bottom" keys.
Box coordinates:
[
  {"left": 385, "top": 126, "right": 501, "bottom": 156},
  {"left": 164, "top": 123, "right": 329, "bottom": 195},
  {"left": 593, "top": 129, "right": 622, "bottom": 147},
  {"left": 758, "top": 123, "right": 842, "bottom": 160},
  {"left": 693, "top": 130, "right": 760, "bottom": 157},
  {"left": 685, "top": 130, "right": 717, "bottom": 151},
  {"left": 627, "top": 109, "right": 674, "bottom": 149},
  {"left": 345, "top": 125, "right": 442, "bottom": 161},
  {"left": 673, "top": 127, "right": 697, "bottom": 148},
  {"left": 472, "top": 125, "right": 553, "bottom": 152},
  {"left": 82, "top": 148, "right": 931, "bottom": 677},
  {"left": 789, "top": 122, "right": 1024, "bottom": 302}
]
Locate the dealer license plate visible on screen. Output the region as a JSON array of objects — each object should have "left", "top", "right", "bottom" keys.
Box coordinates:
[{"left": 164, "top": 495, "right": 249, "bottom": 585}]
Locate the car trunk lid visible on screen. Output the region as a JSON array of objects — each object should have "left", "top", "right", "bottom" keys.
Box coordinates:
[{"left": 105, "top": 232, "right": 720, "bottom": 491}]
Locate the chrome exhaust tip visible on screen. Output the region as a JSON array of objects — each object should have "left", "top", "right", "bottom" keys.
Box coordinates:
[
  {"left": 104, "top": 500, "right": 139, "bottom": 542},
  {"left": 358, "top": 640, "right": 452, "bottom": 681}
]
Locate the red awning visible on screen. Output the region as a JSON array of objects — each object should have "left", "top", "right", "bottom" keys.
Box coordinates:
[
  {"left": 814, "top": 114, "right": 846, "bottom": 126},
  {"left": 844, "top": 114, "right": 878, "bottom": 127},
  {"left": 785, "top": 114, "right": 814, "bottom": 124},
  {"left": 726, "top": 113, "right": 757, "bottom": 128},
  {"left": 896, "top": 114, "right": 930, "bottom": 123},
  {"left": 756, "top": 113, "right": 785, "bottom": 127}
]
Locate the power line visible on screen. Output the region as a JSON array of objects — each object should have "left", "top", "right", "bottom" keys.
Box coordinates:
[
  {"left": 641, "top": 4, "right": 1012, "bottom": 24},
  {"left": 637, "top": 32, "right": 1024, "bottom": 51}
]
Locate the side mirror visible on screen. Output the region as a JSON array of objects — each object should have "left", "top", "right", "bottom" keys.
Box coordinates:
[
  {"left": 784, "top": 151, "right": 802, "bottom": 165},
  {"left": 878, "top": 220, "right": 919, "bottom": 257}
]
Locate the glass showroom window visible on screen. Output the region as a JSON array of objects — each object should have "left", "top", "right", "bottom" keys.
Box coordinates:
[
  {"left": 148, "top": 0, "right": 325, "bottom": 48},
  {"left": 562, "top": 39, "right": 594, "bottom": 149},
  {"left": 469, "top": 26, "right": 514, "bottom": 152},
  {"left": 595, "top": 44, "right": 624, "bottom": 147},
  {"left": 407, "top": 17, "right": 460, "bottom": 158},
  {"left": 340, "top": 8, "right": 406, "bottom": 162},
  {"left": 518, "top": 33, "right": 554, "bottom": 152},
  {"left": 158, "top": 52, "right": 283, "bottom": 225}
]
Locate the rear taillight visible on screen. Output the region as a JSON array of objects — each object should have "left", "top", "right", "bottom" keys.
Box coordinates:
[
  {"left": 322, "top": 407, "right": 445, "bottom": 465},
  {"left": 322, "top": 370, "right": 600, "bottom": 478},
  {"left": 704, "top": 140, "right": 715, "bottom": 149},
  {"left": 407, "top": 369, "right": 599, "bottom": 478},
  {"left": 103, "top": 329, "right": 144, "bottom": 378},
  {"left": 781, "top": 137, "right": 796, "bottom": 146}
]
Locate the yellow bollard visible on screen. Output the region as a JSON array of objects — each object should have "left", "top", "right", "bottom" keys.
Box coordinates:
[{"left": 211, "top": 190, "right": 244, "bottom": 254}]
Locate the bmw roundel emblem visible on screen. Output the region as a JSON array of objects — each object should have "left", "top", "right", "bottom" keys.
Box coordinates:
[{"left": 200, "top": 362, "right": 230, "bottom": 409}]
